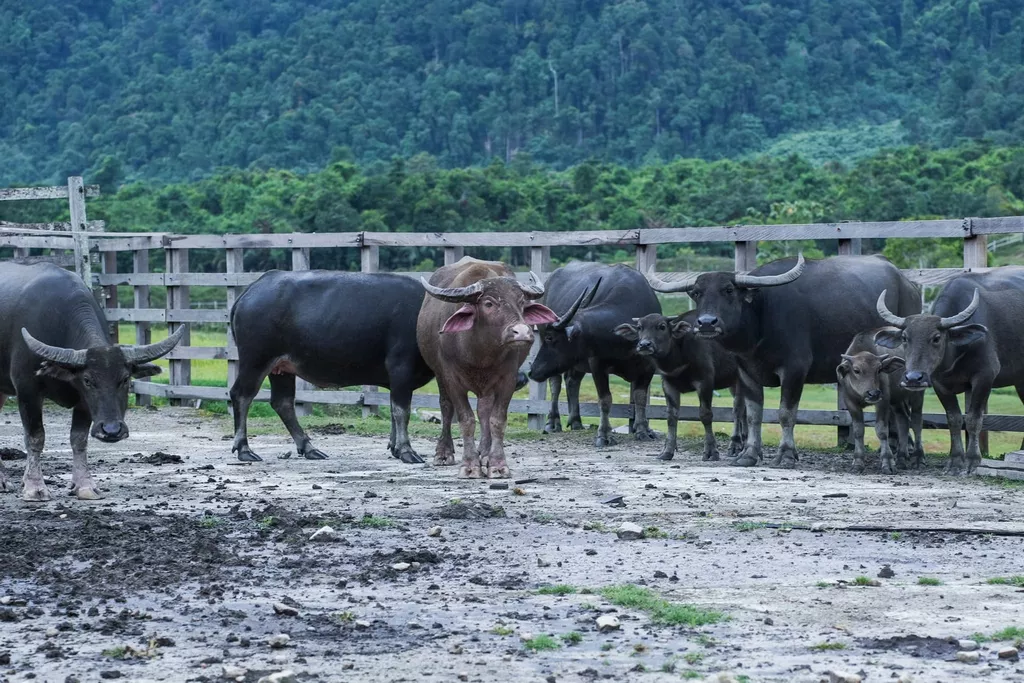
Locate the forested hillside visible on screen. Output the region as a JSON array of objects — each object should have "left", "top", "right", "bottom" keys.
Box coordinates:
[{"left": 3, "top": 0, "right": 1023, "bottom": 184}]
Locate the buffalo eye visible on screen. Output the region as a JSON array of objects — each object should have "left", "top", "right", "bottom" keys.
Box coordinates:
[
  {"left": 852, "top": 368, "right": 860, "bottom": 376},
  {"left": 690, "top": 290, "right": 702, "bottom": 299},
  {"left": 931, "top": 333, "right": 941, "bottom": 345},
  {"left": 901, "top": 332, "right": 908, "bottom": 344},
  {"left": 658, "top": 323, "right": 667, "bottom": 331},
  {"left": 82, "top": 376, "right": 94, "bottom": 388},
  {"left": 484, "top": 301, "right": 494, "bottom": 310},
  {"left": 724, "top": 286, "right": 734, "bottom": 295}
]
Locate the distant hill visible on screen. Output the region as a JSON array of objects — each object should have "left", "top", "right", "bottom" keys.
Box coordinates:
[{"left": 3, "top": 0, "right": 1023, "bottom": 184}]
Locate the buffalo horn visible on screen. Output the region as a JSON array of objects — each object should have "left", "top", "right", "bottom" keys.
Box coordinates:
[
  {"left": 734, "top": 253, "right": 805, "bottom": 288},
  {"left": 551, "top": 284, "right": 592, "bottom": 331},
  {"left": 420, "top": 277, "right": 484, "bottom": 303},
  {"left": 939, "top": 289, "right": 980, "bottom": 329},
  {"left": 516, "top": 271, "right": 546, "bottom": 299},
  {"left": 646, "top": 267, "right": 697, "bottom": 293},
  {"left": 21, "top": 329, "right": 87, "bottom": 367},
  {"left": 121, "top": 325, "right": 186, "bottom": 364},
  {"left": 875, "top": 290, "right": 907, "bottom": 328}
]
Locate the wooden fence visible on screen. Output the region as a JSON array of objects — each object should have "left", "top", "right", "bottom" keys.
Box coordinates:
[{"left": 2, "top": 180, "right": 1024, "bottom": 441}]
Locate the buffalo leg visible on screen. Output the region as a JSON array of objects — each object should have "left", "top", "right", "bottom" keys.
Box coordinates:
[
  {"left": 0, "top": 394, "right": 8, "bottom": 493},
  {"left": 874, "top": 398, "right": 897, "bottom": 474},
  {"left": 631, "top": 374, "right": 657, "bottom": 440},
  {"left": 772, "top": 370, "right": 806, "bottom": 468},
  {"left": 17, "top": 392, "right": 49, "bottom": 502},
  {"left": 847, "top": 401, "right": 868, "bottom": 473},
  {"left": 657, "top": 379, "right": 679, "bottom": 461},
  {"left": 476, "top": 394, "right": 494, "bottom": 467},
  {"left": 697, "top": 383, "right": 720, "bottom": 461},
  {"left": 434, "top": 383, "right": 456, "bottom": 466},
  {"left": 484, "top": 385, "right": 515, "bottom": 479},
  {"left": 1015, "top": 384, "right": 1024, "bottom": 450},
  {"left": 70, "top": 406, "right": 101, "bottom": 499},
  {"left": 889, "top": 403, "right": 912, "bottom": 472},
  {"left": 229, "top": 362, "right": 267, "bottom": 462},
  {"left": 268, "top": 373, "right": 327, "bottom": 460},
  {"left": 963, "top": 381, "right": 991, "bottom": 475},
  {"left": 388, "top": 386, "right": 423, "bottom": 465},
  {"left": 729, "top": 384, "right": 746, "bottom": 458},
  {"left": 452, "top": 389, "right": 480, "bottom": 478},
  {"left": 592, "top": 367, "right": 615, "bottom": 448},
  {"left": 935, "top": 388, "right": 967, "bottom": 474},
  {"left": 908, "top": 393, "right": 925, "bottom": 469},
  {"left": 733, "top": 369, "right": 764, "bottom": 467},
  {"left": 565, "top": 369, "right": 585, "bottom": 430},
  {"left": 544, "top": 375, "right": 563, "bottom": 433}
]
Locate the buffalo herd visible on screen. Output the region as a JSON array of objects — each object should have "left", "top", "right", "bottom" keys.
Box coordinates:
[{"left": 1, "top": 253, "right": 1021, "bottom": 501}]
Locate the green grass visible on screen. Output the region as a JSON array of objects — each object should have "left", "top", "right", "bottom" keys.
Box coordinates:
[
  {"left": 815, "top": 581, "right": 831, "bottom": 588},
  {"left": 536, "top": 585, "right": 577, "bottom": 596},
  {"left": 683, "top": 652, "right": 703, "bottom": 665},
  {"left": 600, "top": 585, "right": 724, "bottom": 626},
  {"left": 600, "top": 643, "right": 614, "bottom": 651},
  {"left": 560, "top": 631, "right": 583, "bottom": 645},
  {"left": 987, "top": 576, "right": 1024, "bottom": 587},
  {"left": 852, "top": 576, "right": 879, "bottom": 587},
  {"left": 357, "top": 514, "right": 394, "bottom": 529},
  {"left": 198, "top": 514, "right": 222, "bottom": 528},
  {"left": 523, "top": 634, "right": 560, "bottom": 651},
  {"left": 991, "top": 626, "right": 1024, "bottom": 641},
  {"left": 694, "top": 634, "right": 717, "bottom": 647},
  {"left": 734, "top": 521, "right": 768, "bottom": 532},
  {"left": 490, "top": 625, "right": 514, "bottom": 636},
  {"left": 889, "top": 532, "right": 903, "bottom": 541},
  {"left": 643, "top": 526, "right": 668, "bottom": 539},
  {"left": 681, "top": 672, "right": 702, "bottom": 680},
  {"left": 918, "top": 577, "right": 942, "bottom": 586},
  {"left": 102, "top": 646, "right": 131, "bottom": 659},
  {"left": 660, "top": 657, "right": 678, "bottom": 673},
  {"left": 809, "top": 641, "right": 847, "bottom": 651},
  {"left": 332, "top": 611, "right": 356, "bottom": 623}
]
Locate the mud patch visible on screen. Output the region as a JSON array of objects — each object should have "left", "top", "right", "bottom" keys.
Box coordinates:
[
  {"left": 858, "top": 635, "right": 960, "bottom": 659},
  {"left": 437, "top": 501, "right": 506, "bottom": 520},
  {"left": 0, "top": 447, "right": 26, "bottom": 460}
]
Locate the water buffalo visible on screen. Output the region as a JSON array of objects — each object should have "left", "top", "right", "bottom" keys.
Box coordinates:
[
  {"left": 417, "top": 257, "right": 557, "bottom": 478},
  {"left": 614, "top": 311, "right": 747, "bottom": 461},
  {"left": 0, "top": 262, "right": 183, "bottom": 501},
  {"left": 528, "top": 262, "right": 660, "bottom": 447},
  {"left": 228, "top": 271, "right": 435, "bottom": 463},
  {"left": 648, "top": 254, "right": 921, "bottom": 468},
  {"left": 837, "top": 328, "right": 924, "bottom": 474},
  {"left": 875, "top": 267, "right": 1024, "bottom": 474}
]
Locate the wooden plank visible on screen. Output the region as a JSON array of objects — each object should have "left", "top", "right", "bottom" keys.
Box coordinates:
[
  {"left": 0, "top": 235, "right": 76, "bottom": 249},
  {"left": 968, "top": 217, "right": 1024, "bottom": 235},
  {"left": 734, "top": 240, "right": 757, "bottom": 272},
  {"left": 963, "top": 228, "right": 990, "bottom": 455},
  {"left": 640, "top": 220, "right": 969, "bottom": 244},
  {"left": 362, "top": 230, "right": 640, "bottom": 248},
  {"left": 102, "top": 252, "right": 119, "bottom": 342},
  {"left": 164, "top": 346, "right": 236, "bottom": 360},
  {"left": 291, "top": 247, "right": 313, "bottom": 416},
  {"left": 4, "top": 254, "right": 75, "bottom": 267},
  {"left": 166, "top": 248, "right": 191, "bottom": 404},
  {"left": 225, "top": 247, "right": 245, "bottom": 394},
  {"left": 104, "top": 308, "right": 230, "bottom": 323},
  {"left": 530, "top": 246, "right": 551, "bottom": 282},
  {"left": 635, "top": 244, "right": 657, "bottom": 276},
  {"left": 93, "top": 272, "right": 263, "bottom": 287},
  {"left": 0, "top": 220, "right": 105, "bottom": 233},
  {"left": 132, "top": 249, "right": 152, "bottom": 406},
  {"left": 443, "top": 246, "right": 465, "bottom": 265},
  {"left": 162, "top": 233, "right": 361, "bottom": 249},
  {"left": 360, "top": 245, "right": 380, "bottom": 417},
  {"left": 67, "top": 177, "right": 91, "bottom": 281},
  {"left": 0, "top": 185, "right": 100, "bottom": 201},
  {"left": 93, "top": 236, "right": 165, "bottom": 252}
]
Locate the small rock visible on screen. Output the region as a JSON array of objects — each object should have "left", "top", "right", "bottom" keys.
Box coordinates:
[
  {"left": 457, "top": 673, "right": 469, "bottom": 682},
  {"left": 267, "top": 634, "right": 290, "bottom": 649},
  {"left": 653, "top": 570, "right": 667, "bottom": 579},
  {"left": 222, "top": 666, "right": 247, "bottom": 680},
  {"left": 878, "top": 565, "right": 895, "bottom": 579},
  {"left": 99, "top": 673, "right": 122, "bottom": 681},
  {"left": 763, "top": 617, "right": 773, "bottom": 626},
  {"left": 601, "top": 495, "right": 625, "bottom": 506},
  {"left": 273, "top": 603, "right": 299, "bottom": 617},
  {"left": 829, "top": 673, "right": 861, "bottom": 683},
  {"left": 364, "top": 491, "right": 378, "bottom": 499},
  {"left": 256, "top": 672, "right": 296, "bottom": 683},
  {"left": 595, "top": 615, "right": 620, "bottom": 632},
  {"left": 45, "top": 627, "right": 58, "bottom": 637},
  {"left": 309, "top": 526, "right": 339, "bottom": 542},
  {"left": 427, "top": 526, "right": 443, "bottom": 537},
  {"left": 392, "top": 562, "right": 411, "bottom": 571},
  {"left": 679, "top": 492, "right": 692, "bottom": 500},
  {"left": 810, "top": 522, "right": 827, "bottom": 532},
  {"left": 958, "top": 639, "right": 979, "bottom": 651},
  {"left": 790, "top": 498, "right": 808, "bottom": 504},
  {"left": 998, "top": 647, "right": 1019, "bottom": 660},
  {"left": 955, "top": 650, "right": 980, "bottom": 663},
  {"left": 355, "top": 620, "right": 371, "bottom": 630},
  {"left": 489, "top": 482, "right": 508, "bottom": 490},
  {"left": 616, "top": 522, "right": 645, "bottom": 541},
  {"left": 537, "top": 557, "right": 551, "bottom": 568},
  {"left": 823, "top": 492, "right": 849, "bottom": 498}
]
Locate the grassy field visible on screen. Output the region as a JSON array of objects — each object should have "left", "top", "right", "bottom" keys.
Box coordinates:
[{"left": 122, "top": 322, "right": 1024, "bottom": 457}]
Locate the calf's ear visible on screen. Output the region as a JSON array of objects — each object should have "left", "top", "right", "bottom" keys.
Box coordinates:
[
  {"left": 835, "top": 356, "right": 852, "bottom": 381},
  {"left": 613, "top": 323, "right": 639, "bottom": 341},
  {"left": 948, "top": 323, "right": 987, "bottom": 347},
  {"left": 874, "top": 328, "right": 902, "bottom": 349},
  {"left": 523, "top": 303, "right": 558, "bottom": 325},
  {"left": 440, "top": 305, "right": 476, "bottom": 333},
  {"left": 131, "top": 363, "right": 162, "bottom": 379},
  {"left": 669, "top": 318, "right": 693, "bottom": 339},
  {"left": 879, "top": 356, "right": 905, "bottom": 374},
  {"left": 36, "top": 361, "right": 77, "bottom": 383}
]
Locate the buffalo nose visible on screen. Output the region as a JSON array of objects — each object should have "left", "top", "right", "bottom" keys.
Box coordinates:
[
  {"left": 905, "top": 371, "right": 924, "bottom": 383},
  {"left": 697, "top": 314, "right": 718, "bottom": 327},
  {"left": 102, "top": 422, "right": 122, "bottom": 436},
  {"left": 636, "top": 339, "right": 654, "bottom": 353},
  {"left": 509, "top": 323, "right": 533, "bottom": 344},
  {"left": 865, "top": 390, "right": 882, "bottom": 402},
  {"left": 93, "top": 421, "right": 128, "bottom": 442}
]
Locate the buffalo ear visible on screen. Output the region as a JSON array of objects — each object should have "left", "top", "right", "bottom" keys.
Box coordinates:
[
  {"left": 948, "top": 323, "right": 987, "bottom": 347},
  {"left": 879, "top": 355, "right": 905, "bottom": 374},
  {"left": 440, "top": 305, "right": 476, "bottom": 333},
  {"left": 835, "top": 358, "right": 851, "bottom": 381},
  {"left": 523, "top": 303, "right": 558, "bottom": 325},
  {"left": 874, "top": 328, "right": 902, "bottom": 349},
  {"left": 614, "top": 323, "right": 639, "bottom": 341},
  {"left": 36, "top": 361, "right": 77, "bottom": 383},
  {"left": 131, "top": 363, "right": 162, "bottom": 379},
  {"left": 669, "top": 318, "right": 692, "bottom": 339}
]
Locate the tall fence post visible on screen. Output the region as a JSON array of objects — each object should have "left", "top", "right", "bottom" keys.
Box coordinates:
[
  {"left": 964, "top": 222, "right": 989, "bottom": 455},
  {"left": 635, "top": 243, "right": 657, "bottom": 275},
  {"left": 835, "top": 238, "right": 862, "bottom": 447},
  {"left": 102, "top": 251, "right": 119, "bottom": 343},
  {"left": 133, "top": 248, "right": 152, "bottom": 406},
  {"left": 166, "top": 246, "right": 191, "bottom": 406},
  {"left": 291, "top": 247, "right": 313, "bottom": 416},
  {"left": 360, "top": 244, "right": 380, "bottom": 418},
  {"left": 444, "top": 246, "right": 464, "bottom": 265},
  {"left": 67, "top": 176, "right": 91, "bottom": 282},
  {"left": 225, "top": 248, "right": 244, "bottom": 400},
  {"left": 527, "top": 246, "right": 552, "bottom": 431},
  {"left": 734, "top": 240, "right": 756, "bottom": 272}
]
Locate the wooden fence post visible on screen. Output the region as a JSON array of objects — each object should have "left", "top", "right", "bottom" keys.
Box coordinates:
[
  {"left": 635, "top": 243, "right": 657, "bottom": 275},
  {"left": 360, "top": 244, "right": 380, "bottom": 418},
  {"left": 291, "top": 247, "right": 313, "bottom": 416},
  {"left": 836, "top": 239, "right": 862, "bottom": 447},
  {"left": 67, "top": 176, "right": 91, "bottom": 282},
  {"left": 527, "top": 246, "right": 552, "bottom": 430},
  {"left": 133, "top": 248, "right": 152, "bottom": 406},
  {"left": 837, "top": 238, "right": 862, "bottom": 257},
  {"left": 166, "top": 247, "right": 191, "bottom": 406},
  {"left": 734, "top": 240, "right": 756, "bottom": 272},
  {"left": 964, "top": 223, "right": 989, "bottom": 455},
  {"left": 102, "top": 252, "right": 119, "bottom": 343},
  {"left": 444, "top": 246, "right": 464, "bottom": 265},
  {"left": 225, "top": 248, "right": 244, "bottom": 398}
]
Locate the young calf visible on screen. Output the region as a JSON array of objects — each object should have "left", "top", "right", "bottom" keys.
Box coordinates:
[
  {"left": 615, "top": 312, "right": 746, "bottom": 461},
  {"left": 837, "top": 328, "right": 924, "bottom": 474}
]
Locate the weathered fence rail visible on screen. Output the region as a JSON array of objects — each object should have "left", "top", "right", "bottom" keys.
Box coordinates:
[{"left": 2, "top": 179, "right": 1023, "bottom": 441}]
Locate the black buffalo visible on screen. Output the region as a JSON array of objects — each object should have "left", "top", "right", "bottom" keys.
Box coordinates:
[
  {"left": 0, "top": 262, "right": 183, "bottom": 501},
  {"left": 615, "top": 312, "right": 747, "bottom": 461},
  {"left": 648, "top": 254, "right": 921, "bottom": 468},
  {"left": 876, "top": 268, "right": 1024, "bottom": 474},
  {"left": 528, "top": 262, "right": 660, "bottom": 447},
  {"left": 229, "top": 271, "right": 434, "bottom": 463}
]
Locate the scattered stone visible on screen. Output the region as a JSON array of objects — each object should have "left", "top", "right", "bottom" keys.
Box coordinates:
[
  {"left": 823, "top": 492, "right": 849, "bottom": 498},
  {"left": 222, "top": 666, "right": 247, "bottom": 680},
  {"left": 790, "top": 498, "right": 808, "bottom": 504},
  {"left": 679, "top": 492, "right": 692, "bottom": 500},
  {"left": 955, "top": 650, "right": 980, "bottom": 663},
  {"left": 763, "top": 617, "right": 774, "bottom": 626},
  {"left": 998, "top": 647, "right": 1019, "bottom": 660},
  {"left": 427, "top": 526, "right": 443, "bottom": 537},
  {"left": 99, "top": 673, "right": 122, "bottom": 681},
  {"left": 392, "top": 562, "right": 411, "bottom": 571},
  {"left": 878, "top": 565, "right": 895, "bottom": 579},
  {"left": 653, "top": 570, "right": 667, "bottom": 579},
  {"left": 309, "top": 526, "right": 339, "bottom": 542},
  {"left": 273, "top": 603, "right": 299, "bottom": 617},
  {"left": 616, "top": 522, "right": 645, "bottom": 540},
  {"left": 140, "top": 451, "right": 182, "bottom": 465},
  {"left": 364, "top": 491, "right": 378, "bottom": 499},
  {"left": 514, "top": 478, "right": 537, "bottom": 485},
  {"left": 355, "top": 620, "right": 371, "bottom": 630},
  {"left": 537, "top": 557, "right": 551, "bottom": 568},
  {"left": 457, "top": 673, "right": 469, "bottom": 682},
  {"left": 267, "top": 634, "right": 291, "bottom": 649},
  {"left": 596, "top": 615, "right": 620, "bottom": 632},
  {"left": 512, "top": 487, "right": 526, "bottom": 495},
  {"left": 810, "top": 522, "right": 827, "bottom": 532},
  {"left": 601, "top": 495, "right": 625, "bottom": 506},
  {"left": 256, "top": 672, "right": 296, "bottom": 683},
  {"left": 828, "top": 673, "right": 862, "bottom": 683},
  {"left": 958, "top": 640, "right": 978, "bottom": 651},
  {"left": 417, "top": 410, "right": 442, "bottom": 424},
  {"left": 489, "top": 482, "right": 508, "bottom": 490}
]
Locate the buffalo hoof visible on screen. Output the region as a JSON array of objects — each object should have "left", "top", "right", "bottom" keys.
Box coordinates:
[
  {"left": 879, "top": 458, "right": 896, "bottom": 475},
  {"left": 236, "top": 449, "right": 263, "bottom": 463},
  {"left": 595, "top": 435, "right": 615, "bottom": 448},
  {"left": 730, "top": 447, "right": 761, "bottom": 467},
  {"left": 656, "top": 450, "right": 675, "bottom": 461},
  {"left": 633, "top": 427, "right": 658, "bottom": 442},
  {"left": 568, "top": 420, "right": 585, "bottom": 431},
  {"left": 486, "top": 462, "right": 511, "bottom": 479},
  {"left": 728, "top": 441, "right": 744, "bottom": 459},
  {"left": 460, "top": 463, "right": 483, "bottom": 478},
  {"left": 302, "top": 448, "right": 329, "bottom": 460},
  {"left": 910, "top": 452, "right": 925, "bottom": 470},
  {"left": 852, "top": 457, "right": 867, "bottom": 474},
  {"left": 543, "top": 420, "right": 563, "bottom": 434},
  {"left": 435, "top": 450, "right": 455, "bottom": 466},
  {"left": 74, "top": 486, "right": 103, "bottom": 501},
  {"left": 770, "top": 453, "right": 798, "bottom": 469},
  {"left": 22, "top": 484, "right": 51, "bottom": 502},
  {"left": 395, "top": 448, "right": 425, "bottom": 465},
  {"left": 702, "top": 450, "right": 720, "bottom": 462}
]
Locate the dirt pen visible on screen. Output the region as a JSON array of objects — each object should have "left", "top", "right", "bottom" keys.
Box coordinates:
[{"left": 0, "top": 181, "right": 1023, "bottom": 681}]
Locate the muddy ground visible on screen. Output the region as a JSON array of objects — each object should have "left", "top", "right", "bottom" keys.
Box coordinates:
[{"left": 0, "top": 406, "right": 1022, "bottom": 683}]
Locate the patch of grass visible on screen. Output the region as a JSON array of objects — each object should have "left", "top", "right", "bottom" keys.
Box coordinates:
[
  {"left": 815, "top": 581, "right": 831, "bottom": 588},
  {"left": 579, "top": 602, "right": 596, "bottom": 610},
  {"left": 733, "top": 521, "right": 768, "bottom": 532},
  {"left": 583, "top": 521, "right": 609, "bottom": 532},
  {"left": 809, "top": 641, "right": 847, "bottom": 651},
  {"left": 600, "top": 585, "right": 724, "bottom": 626},
  {"left": 991, "top": 626, "right": 1024, "bottom": 641},
  {"left": 491, "top": 625, "right": 514, "bottom": 636},
  {"left": 523, "top": 634, "right": 560, "bottom": 651},
  {"left": 533, "top": 511, "right": 556, "bottom": 523},
  {"left": 198, "top": 514, "right": 222, "bottom": 529},
  {"left": 918, "top": 577, "right": 942, "bottom": 586},
  {"left": 600, "top": 643, "right": 614, "bottom": 651},
  {"left": 987, "top": 576, "right": 1024, "bottom": 587},
  {"left": 560, "top": 631, "right": 583, "bottom": 645},
  {"left": 357, "top": 514, "right": 394, "bottom": 529},
  {"left": 852, "top": 576, "right": 879, "bottom": 587},
  {"left": 889, "top": 532, "right": 903, "bottom": 541},
  {"left": 681, "top": 671, "right": 702, "bottom": 680},
  {"left": 537, "top": 584, "right": 577, "bottom": 596},
  {"left": 332, "top": 611, "right": 355, "bottom": 623},
  {"left": 683, "top": 652, "right": 703, "bottom": 665},
  {"left": 632, "top": 643, "right": 648, "bottom": 655},
  {"left": 643, "top": 525, "right": 668, "bottom": 539},
  {"left": 256, "top": 515, "right": 277, "bottom": 530},
  {"left": 102, "top": 646, "right": 131, "bottom": 659},
  {"left": 660, "top": 656, "right": 678, "bottom": 673},
  {"left": 695, "top": 634, "right": 717, "bottom": 647},
  {"left": 736, "top": 676, "right": 751, "bottom": 683}
]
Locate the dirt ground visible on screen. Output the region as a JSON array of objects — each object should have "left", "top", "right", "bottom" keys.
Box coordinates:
[{"left": 0, "top": 406, "right": 1023, "bottom": 683}]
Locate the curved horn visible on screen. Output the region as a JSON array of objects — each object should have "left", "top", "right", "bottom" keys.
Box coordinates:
[
  {"left": 734, "top": 253, "right": 805, "bottom": 288},
  {"left": 939, "top": 289, "right": 980, "bottom": 329},
  {"left": 21, "top": 328, "right": 88, "bottom": 367},
  {"left": 552, "top": 286, "right": 590, "bottom": 331},
  {"left": 420, "top": 277, "right": 484, "bottom": 303},
  {"left": 121, "top": 325, "right": 186, "bottom": 365},
  {"left": 516, "top": 271, "right": 545, "bottom": 299},
  {"left": 646, "top": 267, "right": 697, "bottom": 293},
  {"left": 875, "top": 290, "right": 906, "bottom": 328}
]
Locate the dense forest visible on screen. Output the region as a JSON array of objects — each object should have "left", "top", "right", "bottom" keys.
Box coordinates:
[{"left": 3, "top": 0, "right": 1024, "bottom": 184}]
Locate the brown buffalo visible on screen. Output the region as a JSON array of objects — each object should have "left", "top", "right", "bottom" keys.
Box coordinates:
[{"left": 416, "top": 257, "right": 558, "bottom": 478}]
